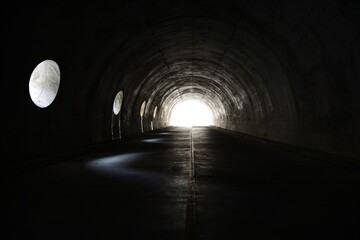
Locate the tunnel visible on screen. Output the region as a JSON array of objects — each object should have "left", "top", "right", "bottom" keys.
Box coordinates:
[{"left": 2, "top": 0, "right": 360, "bottom": 239}]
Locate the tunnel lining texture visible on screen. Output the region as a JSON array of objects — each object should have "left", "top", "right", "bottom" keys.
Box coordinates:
[{"left": 4, "top": 0, "right": 360, "bottom": 163}]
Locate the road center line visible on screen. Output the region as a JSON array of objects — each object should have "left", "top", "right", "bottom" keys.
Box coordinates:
[{"left": 185, "top": 127, "right": 197, "bottom": 239}]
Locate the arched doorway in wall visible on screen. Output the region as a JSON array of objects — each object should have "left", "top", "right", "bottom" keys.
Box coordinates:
[{"left": 112, "top": 91, "right": 123, "bottom": 139}]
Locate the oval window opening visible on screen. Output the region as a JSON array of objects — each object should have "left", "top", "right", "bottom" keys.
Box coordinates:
[
  {"left": 140, "top": 101, "right": 146, "bottom": 117},
  {"left": 153, "top": 106, "right": 158, "bottom": 119},
  {"left": 113, "top": 91, "right": 123, "bottom": 115},
  {"left": 29, "top": 60, "right": 60, "bottom": 108}
]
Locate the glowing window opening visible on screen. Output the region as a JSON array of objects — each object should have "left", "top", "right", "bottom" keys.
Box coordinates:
[
  {"left": 153, "top": 106, "right": 158, "bottom": 119},
  {"left": 169, "top": 100, "right": 214, "bottom": 127},
  {"left": 140, "top": 101, "right": 146, "bottom": 117},
  {"left": 113, "top": 91, "right": 123, "bottom": 115},
  {"left": 140, "top": 101, "right": 146, "bottom": 133},
  {"left": 29, "top": 60, "right": 60, "bottom": 108}
]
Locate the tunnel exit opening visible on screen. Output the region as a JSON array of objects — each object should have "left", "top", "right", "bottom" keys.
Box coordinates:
[{"left": 169, "top": 100, "right": 214, "bottom": 127}]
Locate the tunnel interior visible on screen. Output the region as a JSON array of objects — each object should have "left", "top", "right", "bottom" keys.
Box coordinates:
[
  {"left": 3, "top": 0, "right": 360, "bottom": 164},
  {"left": 3, "top": 1, "right": 360, "bottom": 239}
]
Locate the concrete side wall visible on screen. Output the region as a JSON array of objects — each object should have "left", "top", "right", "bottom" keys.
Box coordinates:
[{"left": 225, "top": 120, "right": 360, "bottom": 160}]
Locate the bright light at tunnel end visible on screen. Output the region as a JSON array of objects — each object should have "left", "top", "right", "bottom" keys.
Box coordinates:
[{"left": 169, "top": 100, "right": 214, "bottom": 127}]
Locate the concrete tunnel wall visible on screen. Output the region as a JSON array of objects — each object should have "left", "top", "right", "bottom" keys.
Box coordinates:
[{"left": 2, "top": 0, "right": 360, "bottom": 166}]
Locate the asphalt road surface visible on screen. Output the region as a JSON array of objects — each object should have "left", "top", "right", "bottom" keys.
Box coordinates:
[{"left": 2, "top": 127, "right": 360, "bottom": 239}]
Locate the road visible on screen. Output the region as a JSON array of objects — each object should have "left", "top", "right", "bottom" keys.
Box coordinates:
[{"left": 2, "top": 127, "right": 360, "bottom": 239}]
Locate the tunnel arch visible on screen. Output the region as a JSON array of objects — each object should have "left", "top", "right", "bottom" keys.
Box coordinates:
[
  {"left": 90, "top": 13, "right": 299, "bottom": 136},
  {"left": 67, "top": 1, "right": 358, "bottom": 158}
]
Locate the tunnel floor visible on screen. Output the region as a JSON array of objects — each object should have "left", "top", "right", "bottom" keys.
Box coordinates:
[{"left": 2, "top": 127, "right": 360, "bottom": 239}]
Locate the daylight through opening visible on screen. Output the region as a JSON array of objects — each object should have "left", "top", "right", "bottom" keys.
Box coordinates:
[
  {"left": 29, "top": 60, "right": 60, "bottom": 108},
  {"left": 169, "top": 100, "right": 214, "bottom": 127}
]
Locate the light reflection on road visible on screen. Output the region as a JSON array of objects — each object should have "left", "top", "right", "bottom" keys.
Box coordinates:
[
  {"left": 85, "top": 153, "right": 169, "bottom": 184},
  {"left": 141, "top": 138, "right": 164, "bottom": 143}
]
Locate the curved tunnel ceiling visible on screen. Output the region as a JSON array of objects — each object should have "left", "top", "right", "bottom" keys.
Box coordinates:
[
  {"left": 69, "top": 0, "right": 358, "bottom": 159},
  {"left": 95, "top": 2, "right": 296, "bottom": 126}
]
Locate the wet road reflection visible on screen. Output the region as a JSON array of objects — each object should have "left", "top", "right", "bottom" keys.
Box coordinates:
[
  {"left": 85, "top": 152, "right": 171, "bottom": 184},
  {"left": 141, "top": 138, "right": 164, "bottom": 143}
]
